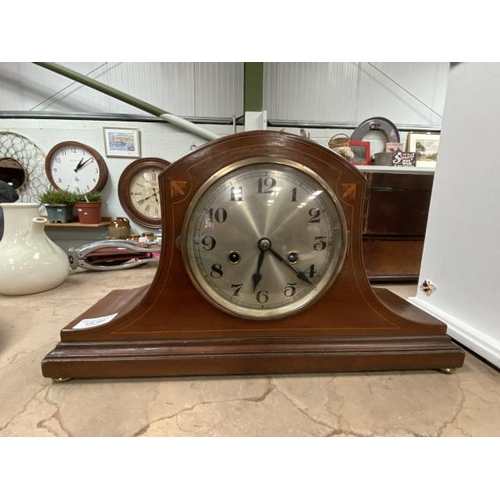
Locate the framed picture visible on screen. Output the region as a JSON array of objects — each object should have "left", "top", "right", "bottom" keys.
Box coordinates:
[
  {"left": 406, "top": 132, "right": 440, "bottom": 167},
  {"left": 349, "top": 141, "right": 371, "bottom": 165},
  {"left": 103, "top": 127, "right": 141, "bottom": 158}
]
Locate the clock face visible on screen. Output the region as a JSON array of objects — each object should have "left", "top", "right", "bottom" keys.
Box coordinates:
[
  {"left": 45, "top": 141, "right": 108, "bottom": 193},
  {"left": 118, "top": 158, "right": 171, "bottom": 228},
  {"left": 182, "top": 159, "right": 348, "bottom": 320}
]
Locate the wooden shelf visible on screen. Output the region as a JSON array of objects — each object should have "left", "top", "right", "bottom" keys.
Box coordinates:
[
  {"left": 46, "top": 221, "right": 110, "bottom": 228},
  {"left": 44, "top": 216, "right": 111, "bottom": 228}
]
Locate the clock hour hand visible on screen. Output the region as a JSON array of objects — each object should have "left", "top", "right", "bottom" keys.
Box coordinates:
[
  {"left": 268, "top": 248, "right": 313, "bottom": 285},
  {"left": 74, "top": 157, "right": 92, "bottom": 172},
  {"left": 74, "top": 157, "right": 84, "bottom": 172}
]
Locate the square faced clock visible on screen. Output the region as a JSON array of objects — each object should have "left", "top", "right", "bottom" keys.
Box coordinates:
[
  {"left": 45, "top": 141, "right": 109, "bottom": 193},
  {"left": 41, "top": 131, "right": 464, "bottom": 381}
]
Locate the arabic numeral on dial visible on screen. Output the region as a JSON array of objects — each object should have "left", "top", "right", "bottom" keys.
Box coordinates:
[
  {"left": 284, "top": 282, "right": 297, "bottom": 297},
  {"left": 210, "top": 264, "right": 223, "bottom": 279},
  {"left": 314, "top": 236, "right": 326, "bottom": 251},
  {"left": 201, "top": 235, "right": 216, "bottom": 251},
  {"left": 307, "top": 264, "right": 318, "bottom": 278},
  {"left": 231, "top": 283, "right": 243, "bottom": 296},
  {"left": 257, "top": 177, "right": 276, "bottom": 194},
  {"left": 256, "top": 290, "right": 269, "bottom": 303},
  {"left": 230, "top": 186, "right": 243, "bottom": 201},
  {"left": 308, "top": 208, "right": 321, "bottom": 223},
  {"left": 95, "top": 168, "right": 99, "bottom": 174},
  {"left": 207, "top": 207, "right": 227, "bottom": 223}
]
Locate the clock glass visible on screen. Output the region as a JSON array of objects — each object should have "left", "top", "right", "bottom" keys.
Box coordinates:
[
  {"left": 45, "top": 141, "right": 108, "bottom": 193},
  {"left": 182, "top": 159, "right": 348, "bottom": 320},
  {"left": 127, "top": 167, "right": 161, "bottom": 221},
  {"left": 117, "top": 158, "right": 170, "bottom": 228}
]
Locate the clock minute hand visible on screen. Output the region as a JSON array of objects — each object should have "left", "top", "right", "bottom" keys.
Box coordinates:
[
  {"left": 137, "top": 193, "right": 157, "bottom": 203},
  {"left": 252, "top": 248, "right": 267, "bottom": 292},
  {"left": 74, "top": 157, "right": 92, "bottom": 172},
  {"left": 268, "top": 248, "right": 314, "bottom": 286}
]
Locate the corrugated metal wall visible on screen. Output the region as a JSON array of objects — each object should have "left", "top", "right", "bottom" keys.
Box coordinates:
[
  {"left": 263, "top": 62, "right": 448, "bottom": 128},
  {"left": 0, "top": 62, "right": 245, "bottom": 118},
  {"left": 0, "top": 62, "right": 448, "bottom": 127}
]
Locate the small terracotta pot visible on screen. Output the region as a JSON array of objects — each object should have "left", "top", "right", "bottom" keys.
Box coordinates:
[{"left": 75, "top": 202, "right": 102, "bottom": 224}]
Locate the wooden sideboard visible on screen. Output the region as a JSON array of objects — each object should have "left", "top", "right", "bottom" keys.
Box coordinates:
[{"left": 357, "top": 166, "right": 434, "bottom": 282}]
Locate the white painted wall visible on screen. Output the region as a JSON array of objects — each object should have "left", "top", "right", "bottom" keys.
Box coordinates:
[
  {"left": 409, "top": 63, "right": 500, "bottom": 367},
  {"left": 0, "top": 118, "right": 235, "bottom": 235}
]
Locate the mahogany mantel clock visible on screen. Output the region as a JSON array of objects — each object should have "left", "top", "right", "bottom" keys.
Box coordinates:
[{"left": 41, "top": 131, "right": 464, "bottom": 380}]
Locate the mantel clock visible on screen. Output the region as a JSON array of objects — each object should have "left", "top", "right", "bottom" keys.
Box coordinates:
[{"left": 42, "top": 131, "right": 464, "bottom": 380}]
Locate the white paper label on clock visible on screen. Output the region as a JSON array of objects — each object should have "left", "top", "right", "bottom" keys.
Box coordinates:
[{"left": 73, "top": 313, "right": 118, "bottom": 329}]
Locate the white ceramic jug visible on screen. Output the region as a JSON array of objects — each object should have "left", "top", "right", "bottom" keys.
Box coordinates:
[{"left": 0, "top": 203, "right": 70, "bottom": 295}]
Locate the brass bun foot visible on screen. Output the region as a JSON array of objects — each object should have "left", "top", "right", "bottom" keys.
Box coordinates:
[
  {"left": 438, "top": 368, "right": 456, "bottom": 374},
  {"left": 52, "top": 377, "right": 72, "bottom": 383}
]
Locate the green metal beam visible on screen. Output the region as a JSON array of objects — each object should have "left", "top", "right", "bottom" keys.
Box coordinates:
[
  {"left": 33, "top": 62, "right": 219, "bottom": 140},
  {"left": 244, "top": 62, "right": 264, "bottom": 112}
]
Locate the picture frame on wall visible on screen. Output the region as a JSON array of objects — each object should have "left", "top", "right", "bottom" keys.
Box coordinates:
[
  {"left": 103, "top": 127, "right": 141, "bottom": 158},
  {"left": 349, "top": 141, "right": 371, "bottom": 165},
  {"left": 406, "top": 132, "right": 440, "bottom": 167}
]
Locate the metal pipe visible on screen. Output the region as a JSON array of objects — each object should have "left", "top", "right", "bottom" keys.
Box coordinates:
[{"left": 33, "top": 62, "right": 220, "bottom": 141}]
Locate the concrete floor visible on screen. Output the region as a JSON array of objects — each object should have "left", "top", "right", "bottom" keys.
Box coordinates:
[{"left": 1, "top": 265, "right": 499, "bottom": 437}]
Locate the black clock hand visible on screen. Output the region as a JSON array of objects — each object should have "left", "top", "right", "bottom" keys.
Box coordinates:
[
  {"left": 74, "top": 158, "right": 92, "bottom": 172},
  {"left": 74, "top": 157, "right": 84, "bottom": 172},
  {"left": 252, "top": 248, "right": 266, "bottom": 292},
  {"left": 137, "top": 192, "right": 158, "bottom": 204},
  {"left": 268, "top": 248, "right": 314, "bottom": 285},
  {"left": 252, "top": 238, "right": 272, "bottom": 292}
]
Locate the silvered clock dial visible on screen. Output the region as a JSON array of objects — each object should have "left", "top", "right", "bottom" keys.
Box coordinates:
[{"left": 182, "top": 158, "right": 348, "bottom": 319}]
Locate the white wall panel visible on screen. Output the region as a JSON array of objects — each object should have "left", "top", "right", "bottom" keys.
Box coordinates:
[
  {"left": 0, "top": 62, "right": 244, "bottom": 118},
  {"left": 408, "top": 62, "right": 500, "bottom": 367},
  {"left": 264, "top": 62, "right": 449, "bottom": 128}
]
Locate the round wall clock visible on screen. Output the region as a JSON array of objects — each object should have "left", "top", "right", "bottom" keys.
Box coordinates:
[
  {"left": 117, "top": 157, "right": 171, "bottom": 228},
  {"left": 182, "top": 159, "right": 347, "bottom": 320},
  {"left": 45, "top": 141, "right": 108, "bottom": 193}
]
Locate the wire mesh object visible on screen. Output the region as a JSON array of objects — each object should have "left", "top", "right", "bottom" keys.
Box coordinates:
[{"left": 0, "top": 131, "right": 49, "bottom": 202}]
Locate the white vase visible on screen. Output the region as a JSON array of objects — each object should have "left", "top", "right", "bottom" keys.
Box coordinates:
[{"left": 0, "top": 203, "right": 69, "bottom": 295}]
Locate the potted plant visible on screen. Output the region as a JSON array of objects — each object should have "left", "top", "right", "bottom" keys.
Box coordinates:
[
  {"left": 74, "top": 191, "right": 102, "bottom": 224},
  {"left": 39, "top": 188, "right": 76, "bottom": 223}
]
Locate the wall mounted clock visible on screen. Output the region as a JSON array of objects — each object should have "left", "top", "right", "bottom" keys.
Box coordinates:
[
  {"left": 41, "top": 131, "right": 464, "bottom": 381},
  {"left": 118, "top": 157, "right": 171, "bottom": 228},
  {"left": 45, "top": 141, "right": 108, "bottom": 193}
]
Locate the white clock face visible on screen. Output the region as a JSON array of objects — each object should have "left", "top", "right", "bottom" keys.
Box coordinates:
[
  {"left": 129, "top": 168, "right": 162, "bottom": 220},
  {"left": 48, "top": 143, "right": 105, "bottom": 193},
  {"left": 182, "top": 160, "right": 348, "bottom": 320}
]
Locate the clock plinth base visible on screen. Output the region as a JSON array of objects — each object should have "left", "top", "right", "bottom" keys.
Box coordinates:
[
  {"left": 41, "top": 334, "right": 464, "bottom": 380},
  {"left": 41, "top": 287, "right": 464, "bottom": 380}
]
